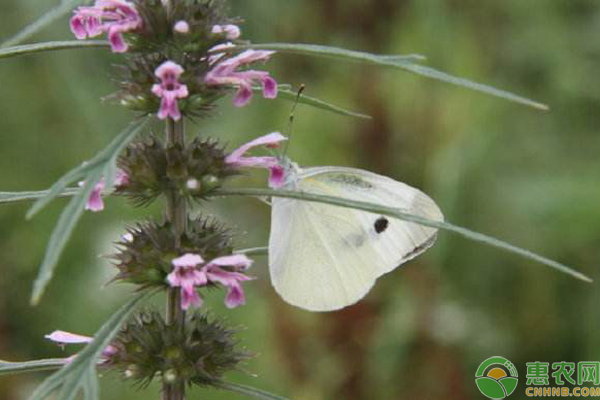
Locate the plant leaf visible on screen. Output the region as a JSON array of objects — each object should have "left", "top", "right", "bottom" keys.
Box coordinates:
[
  {"left": 211, "top": 188, "right": 591, "bottom": 282},
  {"left": 28, "top": 290, "right": 153, "bottom": 400},
  {"left": 0, "top": 40, "right": 108, "bottom": 60},
  {"left": 279, "top": 88, "right": 371, "bottom": 119},
  {"left": 0, "top": 189, "right": 79, "bottom": 205},
  {"left": 0, "top": 359, "right": 67, "bottom": 376},
  {"left": 252, "top": 86, "right": 371, "bottom": 119},
  {"left": 234, "top": 247, "right": 268, "bottom": 257},
  {"left": 214, "top": 381, "right": 293, "bottom": 400},
  {"left": 27, "top": 118, "right": 148, "bottom": 219},
  {"left": 1, "top": 0, "right": 91, "bottom": 48},
  {"left": 236, "top": 43, "right": 549, "bottom": 111},
  {"left": 31, "top": 171, "right": 103, "bottom": 305},
  {"left": 29, "top": 118, "right": 148, "bottom": 304}
]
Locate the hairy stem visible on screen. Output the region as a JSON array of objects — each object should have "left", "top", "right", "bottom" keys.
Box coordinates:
[{"left": 163, "top": 118, "right": 186, "bottom": 400}]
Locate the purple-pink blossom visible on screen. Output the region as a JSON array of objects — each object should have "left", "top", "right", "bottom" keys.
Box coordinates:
[
  {"left": 70, "top": 0, "right": 142, "bottom": 53},
  {"left": 167, "top": 253, "right": 253, "bottom": 310},
  {"left": 226, "top": 132, "right": 287, "bottom": 188},
  {"left": 45, "top": 330, "right": 117, "bottom": 362},
  {"left": 205, "top": 50, "right": 278, "bottom": 107},
  {"left": 152, "top": 61, "right": 189, "bottom": 121},
  {"left": 212, "top": 24, "right": 241, "bottom": 40},
  {"left": 80, "top": 169, "right": 128, "bottom": 212}
]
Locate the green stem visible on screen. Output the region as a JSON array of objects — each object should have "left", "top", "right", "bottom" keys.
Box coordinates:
[{"left": 163, "top": 118, "right": 186, "bottom": 400}]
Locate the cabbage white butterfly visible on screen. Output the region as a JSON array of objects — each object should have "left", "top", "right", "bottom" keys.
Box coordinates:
[{"left": 268, "top": 162, "right": 444, "bottom": 312}]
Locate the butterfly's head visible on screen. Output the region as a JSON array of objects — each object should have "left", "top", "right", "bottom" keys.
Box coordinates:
[{"left": 276, "top": 156, "right": 302, "bottom": 188}]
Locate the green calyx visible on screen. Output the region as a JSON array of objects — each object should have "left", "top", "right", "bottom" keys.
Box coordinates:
[
  {"left": 106, "top": 311, "right": 250, "bottom": 387},
  {"left": 117, "top": 136, "right": 239, "bottom": 207},
  {"left": 112, "top": 216, "right": 233, "bottom": 288}
]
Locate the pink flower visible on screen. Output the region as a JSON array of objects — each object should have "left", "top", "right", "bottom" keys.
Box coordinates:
[
  {"left": 167, "top": 253, "right": 254, "bottom": 310},
  {"left": 80, "top": 169, "right": 128, "bottom": 212},
  {"left": 70, "top": 0, "right": 142, "bottom": 53},
  {"left": 152, "top": 61, "right": 189, "bottom": 121},
  {"left": 212, "top": 24, "right": 241, "bottom": 40},
  {"left": 226, "top": 132, "right": 287, "bottom": 188},
  {"left": 45, "top": 330, "right": 117, "bottom": 362},
  {"left": 205, "top": 50, "right": 278, "bottom": 107}
]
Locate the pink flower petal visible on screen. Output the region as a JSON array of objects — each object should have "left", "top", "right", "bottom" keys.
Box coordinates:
[
  {"left": 204, "top": 49, "right": 278, "bottom": 106},
  {"left": 262, "top": 76, "right": 278, "bottom": 99},
  {"left": 172, "top": 253, "right": 204, "bottom": 267},
  {"left": 70, "top": 0, "right": 141, "bottom": 53},
  {"left": 233, "top": 85, "right": 253, "bottom": 107},
  {"left": 207, "top": 254, "right": 253, "bottom": 270},
  {"left": 181, "top": 288, "right": 203, "bottom": 310},
  {"left": 85, "top": 183, "right": 106, "bottom": 212},
  {"left": 212, "top": 24, "right": 241, "bottom": 40},
  {"left": 226, "top": 132, "right": 287, "bottom": 164},
  {"left": 152, "top": 61, "right": 188, "bottom": 120},
  {"left": 224, "top": 283, "right": 246, "bottom": 308},
  {"left": 269, "top": 164, "right": 286, "bottom": 188},
  {"left": 45, "top": 330, "right": 93, "bottom": 344}
]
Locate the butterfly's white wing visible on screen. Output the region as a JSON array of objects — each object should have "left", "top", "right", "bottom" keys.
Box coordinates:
[{"left": 268, "top": 166, "right": 443, "bottom": 312}]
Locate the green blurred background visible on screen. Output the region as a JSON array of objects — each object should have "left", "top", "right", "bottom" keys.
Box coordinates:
[{"left": 1, "top": 1, "right": 600, "bottom": 399}]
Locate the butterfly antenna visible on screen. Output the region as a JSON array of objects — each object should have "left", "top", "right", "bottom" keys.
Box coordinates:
[{"left": 282, "top": 84, "right": 305, "bottom": 160}]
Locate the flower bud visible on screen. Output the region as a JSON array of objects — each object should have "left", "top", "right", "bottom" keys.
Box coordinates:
[
  {"left": 105, "top": 311, "right": 250, "bottom": 388},
  {"left": 117, "top": 136, "right": 238, "bottom": 207}
]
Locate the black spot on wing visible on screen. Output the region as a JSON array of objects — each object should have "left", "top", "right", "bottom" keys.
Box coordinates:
[{"left": 374, "top": 217, "right": 389, "bottom": 234}]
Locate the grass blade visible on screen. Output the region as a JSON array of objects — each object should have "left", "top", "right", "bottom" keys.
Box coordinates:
[
  {"left": 0, "top": 40, "right": 108, "bottom": 60},
  {"left": 237, "top": 43, "right": 548, "bottom": 111},
  {"left": 28, "top": 290, "right": 153, "bottom": 400},
  {"left": 214, "top": 381, "right": 293, "bottom": 400},
  {"left": 212, "top": 188, "right": 591, "bottom": 283}
]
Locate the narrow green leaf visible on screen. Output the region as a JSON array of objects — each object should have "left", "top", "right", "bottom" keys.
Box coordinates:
[
  {"left": 0, "top": 189, "right": 78, "bottom": 205},
  {"left": 28, "top": 290, "right": 153, "bottom": 400},
  {"left": 84, "top": 366, "right": 99, "bottom": 400},
  {"left": 27, "top": 118, "right": 148, "bottom": 219},
  {"left": 214, "top": 381, "right": 293, "bottom": 400},
  {"left": 235, "top": 247, "right": 268, "bottom": 257},
  {"left": 237, "top": 43, "right": 549, "bottom": 111},
  {"left": 211, "top": 188, "right": 591, "bottom": 283},
  {"left": 31, "top": 170, "right": 103, "bottom": 305},
  {"left": 0, "top": 40, "right": 108, "bottom": 60},
  {"left": 1, "top": 0, "right": 90, "bottom": 48},
  {"left": 276, "top": 88, "right": 371, "bottom": 119},
  {"left": 223, "top": 43, "right": 425, "bottom": 64},
  {"left": 0, "top": 359, "right": 66, "bottom": 376}
]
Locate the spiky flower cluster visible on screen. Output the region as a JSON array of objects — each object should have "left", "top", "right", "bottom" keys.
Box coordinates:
[
  {"left": 104, "top": 311, "right": 249, "bottom": 387},
  {"left": 112, "top": 216, "right": 233, "bottom": 288},
  {"left": 52, "top": 0, "right": 286, "bottom": 392},
  {"left": 72, "top": 0, "right": 279, "bottom": 119},
  {"left": 117, "top": 136, "right": 238, "bottom": 206}
]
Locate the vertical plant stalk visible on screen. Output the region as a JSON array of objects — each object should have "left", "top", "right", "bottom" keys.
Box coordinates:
[{"left": 164, "top": 118, "right": 186, "bottom": 400}]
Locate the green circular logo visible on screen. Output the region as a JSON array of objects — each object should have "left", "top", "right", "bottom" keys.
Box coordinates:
[{"left": 475, "top": 356, "right": 519, "bottom": 399}]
